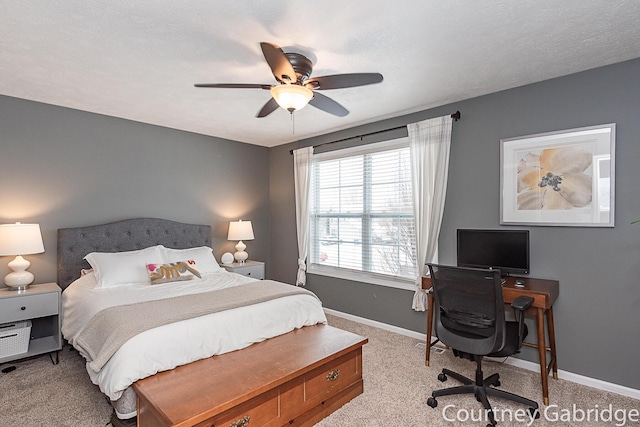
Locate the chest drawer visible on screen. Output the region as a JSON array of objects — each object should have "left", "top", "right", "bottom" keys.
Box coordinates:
[
  {"left": 195, "top": 387, "right": 280, "bottom": 427},
  {"left": 303, "top": 348, "right": 362, "bottom": 406},
  {"left": 0, "top": 292, "right": 59, "bottom": 324}
]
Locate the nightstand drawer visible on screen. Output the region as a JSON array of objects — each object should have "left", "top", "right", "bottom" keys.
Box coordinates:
[
  {"left": 235, "top": 264, "right": 264, "bottom": 279},
  {"left": 0, "top": 292, "right": 59, "bottom": 324},
  {"left": 222, "top": 261, "right": 265, "bottom": 279}
]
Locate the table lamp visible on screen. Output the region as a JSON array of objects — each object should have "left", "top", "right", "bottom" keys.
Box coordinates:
[
  {"left": 227, "top": 220, "right": 254, "bottom": 263},
  {"left": 0, "top": 222, "right": 45, "bottom": 290}
]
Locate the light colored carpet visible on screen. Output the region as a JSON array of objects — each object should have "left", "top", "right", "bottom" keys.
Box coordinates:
[
  {"left": 320, "top": 315, "right": 639, "bottom": 426},
  {"left": 1, "top": 314, "right": 637, "bottom": 426},
  {"left": 0, "top": 347, "right": 112, "bottom": 426}
]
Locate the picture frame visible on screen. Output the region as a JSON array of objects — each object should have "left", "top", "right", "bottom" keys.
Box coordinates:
[{"left": 500, "top": 124, "right": 615, "bottom": 227}]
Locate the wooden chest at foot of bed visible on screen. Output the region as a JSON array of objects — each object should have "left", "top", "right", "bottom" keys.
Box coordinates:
[{"left": 133, "top": 324, "right": 367, "bottom": 427}]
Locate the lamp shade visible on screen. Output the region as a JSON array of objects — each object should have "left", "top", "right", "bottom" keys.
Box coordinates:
[
  {"left": 0, "top": 223, "right": 45, "bottom": 256},
  {"left": 0, "top": 223, "right": 45, "bottom": 290},
  {"left": 227, "top": 220, "right": 254, "bottom": 241},
  {"left": 270, "top": 85, "right": 313, "bottom": 112}
]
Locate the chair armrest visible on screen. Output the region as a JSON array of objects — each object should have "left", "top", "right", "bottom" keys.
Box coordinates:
[
  {"left": 511, "top": 296, "right": 534, "bottom": 311},
  {"left": 510, "top": 296, "right": 534, "bottom": 348}
]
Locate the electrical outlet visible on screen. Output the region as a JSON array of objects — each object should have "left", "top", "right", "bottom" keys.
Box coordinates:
[{"left": 415, "top": 342, "right": 446, "bottom": 354}]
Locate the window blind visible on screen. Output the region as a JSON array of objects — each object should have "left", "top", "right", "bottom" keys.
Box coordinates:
[{"left": 309, "top": 140, "right": 417, "bottom": 281}]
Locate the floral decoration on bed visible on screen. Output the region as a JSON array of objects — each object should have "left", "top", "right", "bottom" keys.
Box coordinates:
[{"left": 146, "top": 260, "right": 201, "bottom": 284}]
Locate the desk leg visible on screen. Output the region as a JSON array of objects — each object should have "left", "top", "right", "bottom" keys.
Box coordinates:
[
  {"left": 425, "top": 292, "right": 434, "bottom": 366},
  {"left": 546, "top": 307, "right": 558, "bottom": 380},
  {"left": 536, "top": 308, "right": 549, "bottom": 406}
]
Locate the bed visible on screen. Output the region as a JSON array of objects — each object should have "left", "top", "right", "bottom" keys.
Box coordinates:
[{"left": 57, "top": 218, "right": 365, "bottom": 425}]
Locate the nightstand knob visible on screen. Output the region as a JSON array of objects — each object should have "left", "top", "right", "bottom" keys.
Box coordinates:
[{"left": 21, "top": 306, "right": 26, "bottom": 311}]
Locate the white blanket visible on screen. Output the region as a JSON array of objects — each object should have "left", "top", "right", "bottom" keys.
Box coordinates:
[{"left": 62, "top": 271, "right": 327, "bottom": 403}]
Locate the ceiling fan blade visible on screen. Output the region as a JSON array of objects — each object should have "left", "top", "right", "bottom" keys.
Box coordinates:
[
  {"left": 308, "top": 92, "right": 349, "bottom": 117},
  {"left": 260, "top": 42, "right": 297, "bottom": 84},
  {"left": 305, "top": 73, "right": 383, "bottom": 90},
  {"left": 256, "top": 97, "right": 280, "bottom": 118},
  {"left": 194, "top": 83, "right": 271, "bottom": 90}
]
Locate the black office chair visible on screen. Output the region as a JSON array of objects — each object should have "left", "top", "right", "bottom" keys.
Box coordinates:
[{"left": 425, "top": 264, "right": 539, "bottom": 427}]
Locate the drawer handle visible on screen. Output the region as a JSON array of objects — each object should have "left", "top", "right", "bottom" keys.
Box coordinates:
[
  {"left": 0, "top": 334, "right": 18, "bottom": 339},
  {"left": 229, "top": 415, "right": 250, "bottom": 427},
  {"left": 0, "top": 323, "right": 18, "bottom": 330},
  {"left": 21, "top": 306, "right": 26, "bottom": 311},
  {"left": 326, "top": 369, "right": 341, "bottom": 381}
]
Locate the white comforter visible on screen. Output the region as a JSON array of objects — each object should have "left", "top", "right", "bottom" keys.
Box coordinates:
[{"left": 61, "top": 271, "right": 327, "bottom": 404}]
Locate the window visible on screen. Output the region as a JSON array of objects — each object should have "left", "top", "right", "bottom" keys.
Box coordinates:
[{"left": 309, "top": 139, "right": 417, "bottom": 288}]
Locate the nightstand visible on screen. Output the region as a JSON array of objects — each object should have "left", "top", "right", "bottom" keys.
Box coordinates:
[
  {"left": 222, "top": 260, "right": 265, "bottom": 279},
  {"left": 0, "top": 282, "right": 62, "bottom": 364}
]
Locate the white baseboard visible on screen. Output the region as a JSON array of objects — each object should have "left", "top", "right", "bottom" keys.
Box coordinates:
[
  {"left": 325, "top": 308, "right": 428, "bottom": 341},
  {"left": 324, "top": 308, "right": 640, "bottom": 401}
]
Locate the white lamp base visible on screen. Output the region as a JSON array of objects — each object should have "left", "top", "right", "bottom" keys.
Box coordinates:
[
  {"left": 234, "top": 240, "right": 249, "bottom": 263},
  {"left": 4, "top": 255, "right": 35, "bottom": 290}
]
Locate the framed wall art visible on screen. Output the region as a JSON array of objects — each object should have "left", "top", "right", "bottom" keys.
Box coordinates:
[{"left": 500, "top": 124, "right": 615, "bottom": 227}]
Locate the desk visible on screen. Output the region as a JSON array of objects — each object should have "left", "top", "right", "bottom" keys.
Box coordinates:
[{"left": 422, "top": 275, "right": 559, "bottom": 405}]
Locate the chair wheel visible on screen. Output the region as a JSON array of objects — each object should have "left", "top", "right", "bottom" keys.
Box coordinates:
[
  {"left": 427, "top": 397, "right": 438, "bottom": 408},
  {"left": 437, "top": 373, "right": 447, "bottom": 382},
  {"left": 529, "top": 408, "right": 540, "bottom": 419},
  {"left": 494, "top": 380, "right": 501, "bottom": 387}
]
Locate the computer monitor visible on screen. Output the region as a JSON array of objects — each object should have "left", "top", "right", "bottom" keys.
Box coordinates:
[{"left": 456, "top": 229, "right": 530, "bottom": 276}]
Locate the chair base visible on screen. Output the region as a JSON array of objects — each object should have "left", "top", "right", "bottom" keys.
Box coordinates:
[{"left": 426, "top": 357, "right": 539, "bottom": 426}]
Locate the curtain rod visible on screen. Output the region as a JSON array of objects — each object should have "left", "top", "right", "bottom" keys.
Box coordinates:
[{"left": 290, "top": 111, "right": 460, "bottom": 155}]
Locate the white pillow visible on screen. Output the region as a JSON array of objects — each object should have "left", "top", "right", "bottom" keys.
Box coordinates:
[
  {"left": 160, "top": 246, "right": 223, "bottom": 274},
  {"left": 84, "top": 245, "right": 164, "bottom": 288}
]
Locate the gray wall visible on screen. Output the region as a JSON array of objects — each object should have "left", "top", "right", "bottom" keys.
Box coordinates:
[
  {"left": 2, "top": 57, "right": 638, "bottom": 391},
  {"left": 270, "top": 58, "right": 640, "bottom": 390},
  {"left": 0, "top": 96, "right": 271, "bottom": 284}
]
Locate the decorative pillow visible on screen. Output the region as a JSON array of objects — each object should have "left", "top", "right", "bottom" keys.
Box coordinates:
[
  {"left": 160, "top": 246, "right": 223, "bottom": 274},
  {"left": 146, "top": 260, "right": 202, "bottom": 284},
  {"left": 84, "top": 245, "right": 164, "bottom": 288}
]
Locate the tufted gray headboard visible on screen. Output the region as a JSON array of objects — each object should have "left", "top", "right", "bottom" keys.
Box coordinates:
[{"left": 57, "top": 218, "right": 212, "bottom": 289}]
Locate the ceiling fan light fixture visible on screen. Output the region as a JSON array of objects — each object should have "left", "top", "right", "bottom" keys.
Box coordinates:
[
  {"left": 270, "top": 84, "right": 313, "bottom": 112},
  {"left": 196, "top": 42, "right": 381, "bottom": 118}
]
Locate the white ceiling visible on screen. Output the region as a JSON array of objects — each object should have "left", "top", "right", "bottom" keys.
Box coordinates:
[{"left": 2, "top": 1, "right": 640, "bottom": 148}]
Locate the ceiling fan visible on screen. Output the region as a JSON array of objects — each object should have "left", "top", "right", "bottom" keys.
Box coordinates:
[{"left": 195, "top": 42, "right": 383, "bottom": 118}]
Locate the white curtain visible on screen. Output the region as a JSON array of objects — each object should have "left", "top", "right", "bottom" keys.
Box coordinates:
[
  {"left": 409, "top": 116, "right": 453, "bottom": 311},
  {"left": 293, "top": 146, "right": 314, "bottom": 286}
]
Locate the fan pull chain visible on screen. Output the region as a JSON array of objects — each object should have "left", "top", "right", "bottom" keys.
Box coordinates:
[{"left": 291, "top": 111, "right": 295, "bottom": 135}]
